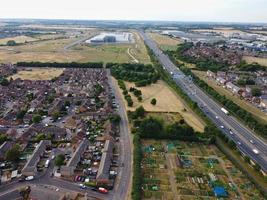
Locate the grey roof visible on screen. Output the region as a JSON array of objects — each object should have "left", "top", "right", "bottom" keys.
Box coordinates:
[
  {"left": 22, "top": 140, "right": 51, "bottom": 172},
  {"left": 96, "top": 139, "right": 114, "bottom": 180},
  {"left": 0, "top": 141, "right": 14, "bottom": 158},
  {"left": 67, "top": 138, "right": 89, "bottom": 167}
]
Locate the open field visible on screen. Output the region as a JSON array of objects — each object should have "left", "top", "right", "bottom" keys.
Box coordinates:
[
  {"left": 243, "top": 56, "right": 267, "bottom": 67},
  {"left": 8, "top": 67, "right": 64, "bottom": 80},
  {"left": 192, "top": 70, "right": 267, "bottom": 124},
  {"left": 148, "top": 32, "right": 182, "bottom": 51},
  {"left": 0, "top": 31, "right": 150, "bottom": 64},
  {"left": 192, "top": 29, "right": 247, "bottom": 37},
  {"left": 141, "top": 139, "right": 265, "bottom": 200},
  {"left": 0, "top": 35, "right": 39, "bottom": 45},
  {"left": 114, "top": 78, "right": 205, "bottom": 132}
]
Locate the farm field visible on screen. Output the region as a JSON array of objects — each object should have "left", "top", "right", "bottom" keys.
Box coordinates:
[
  {"left": 243, "top": 56, "right": 267, "bottom": 67},
  {"left": 113, "top": 78, "right": 205, "bottom": 132},
  {"left": 148, "top": 32, "right": 182, "bottom": 51},
  {"left": 141, "top": 139, "right": 265, "bottom": 200},
  {"left": 0, "top": 31, "right": 150, "bottom": 64},
  {"left": 9, "top": 67, "right": 64, "bottom": 80},
  {"left": 192, "top": 70, "right": 267, "bottom": 124}
]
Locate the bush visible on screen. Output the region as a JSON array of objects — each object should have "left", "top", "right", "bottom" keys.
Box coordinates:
[{"left": 150, "top": 98, "right": 157, "bottom": 105}]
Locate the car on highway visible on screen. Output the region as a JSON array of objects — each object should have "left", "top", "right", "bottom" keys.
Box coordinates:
[
  {"left": 25, "top": 176, "right": 34, "bottom": 181},
  {"left": 253, "top": 149, "right": 259, "bottom": 154},
  {"left": 250, "top": 140, "right": 254, "bottom": 144},
  {"left": 215, "top": 116, "right": 219, "bottom": 119},
  {"left": 220, "top": 125, "right": 224, "bottom": 129},
  {"left": 229, "top": 130, "right": 234, "bottom": 135},
  {"left": 79, "top": 184, "right": 88, "bottom": 189},
  {"left": 237, "top": 141, "right": 241, "bottom": 145}
]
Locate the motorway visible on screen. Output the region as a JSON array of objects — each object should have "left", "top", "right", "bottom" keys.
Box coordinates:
[
  {"left": 139, "top": 30, "right": 267, "bottom": 172},
  {"left": 0, "top": 70, "right": 132, "bottom": 200}
]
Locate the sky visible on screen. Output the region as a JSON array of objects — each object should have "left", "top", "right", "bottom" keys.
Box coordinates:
[{"left": 0, "top": 0, "right": 267, "bottom": 23}]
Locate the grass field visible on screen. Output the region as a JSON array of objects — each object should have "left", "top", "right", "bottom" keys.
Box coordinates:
[
  {"left": 0, "top": 35, "right": 39, "bottom": 45},
  {"left": 141, "top": 139, "right": 265, "bottom": 200},
  {"left": 9, "top": 68, "right": 64, "bottom": 80},
  {"left": 148, "top": 32, "right": 182, "bottom": 51},
  {"left": 192, "top": 70, "right": 267, "bottom": 124},
  {"left": 114, "top": 78, "right": 205, "bottom": 132},
  {"left": 0, "top": 31, "right": 150, "bottom": 64},
  {"left": 243, "top": 56, "right": 267, "bottom": 67}
]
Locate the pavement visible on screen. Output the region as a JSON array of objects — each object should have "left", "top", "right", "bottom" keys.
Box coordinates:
[{"left": 139, "top": 30, "right": 267, "bottom": 173}]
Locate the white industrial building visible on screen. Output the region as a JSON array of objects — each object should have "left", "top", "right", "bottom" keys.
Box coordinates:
[{"left": 86, "top": 32, "right": 133, "bottom": 44}]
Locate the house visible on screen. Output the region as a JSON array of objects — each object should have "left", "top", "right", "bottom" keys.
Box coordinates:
[
  {"left": 21, "top": 140, "right": 51, "bottom": 176},
  {"left": 216, "top": 77, "right": 226, "bottom": 85},
  {"left": 96, "top": 139, "right": 114, "bottom": 183},
  {"left": 226, "top": 82, "right": 241, "bottom": 94},
  {"left": 61, "top": 139, "right": 89, "bottom": 176},
  {"left": 207, "top": 70, "right": 216, "bottom": 78},
  {"left": 260, "top": 95, "right": 267, "bottom": 108},
  {"left": 0, "top": 141, "right": 15, "bottom": 160}
]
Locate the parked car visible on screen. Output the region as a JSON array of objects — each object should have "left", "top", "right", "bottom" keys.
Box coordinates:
[
  {"left": 98, "top": 187, "right": 108, "bottom": 194},
  {"left": 25, "top": 176, "right": 34, "bottom": 181}
]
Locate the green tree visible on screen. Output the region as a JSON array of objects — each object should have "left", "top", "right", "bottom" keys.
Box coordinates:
[
  {"left": 55, "top": 154, "right": 65, "bottom": 167},
  {"left": 135, "top": 106, "right": 145, "bottom": 118},
  {"left": 251, "top": 88, "right": 262, "bottom": 97},
  {"left": 6, "top": 145, "right": 21, "bottom": 162},
  {"left": 0, "top": 78, "right": 9, "bottom": 86},
  {"left": 6, "top": 40, "right": 17, "bottom": 46},
  {"left": 139, "top": 117, "right": 163, "bottom": 138},
  {"left": 109, "top": 114, "right": 121, "bottom": 125},
  {"left": 0, "top": 134, "right": 8, "bottom": 144},
  {"left": 150, "top": 98, "right": 157, "bottom": 105},
  {"left": 32, "top": 114, "right": 42, "bottom": 123}
]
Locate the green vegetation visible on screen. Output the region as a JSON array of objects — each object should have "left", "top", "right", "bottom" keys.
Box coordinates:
[
  {"left": 55, "top": 154, "right": 65, "bottom": 167},
  {"left": 0, "top": 134, "right": 8, "bottom": 145},
  {"left": 118, "top": 80, "right": 133, "bottom": 107},
  {"left": 32, "top": 114, "right": 42, "bottom": 124},
  {"left": 109, "top": 63, "right": 159, "bottom": 87},
  {"left": 237, "top": 61, "right": 266, "bottom": 72},
  {"left": 6, "top": 145, "right": 21, "bottom": 162},
  {"left": 150, "top": 98, "right": 157, "bottom": 105},
  {"left": 0, "top": 77, "right": 9, "bottom": 86},
  {"left": 6, "top": 40, "right": 17, "bottom": 46}
]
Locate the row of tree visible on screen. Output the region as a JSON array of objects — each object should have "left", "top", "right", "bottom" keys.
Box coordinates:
[
  {"left": 118, "top": 80, "right": 133, "bottom": 106},
  {"left": 17, "top": 61, "right": 103, "bottom": 68}
]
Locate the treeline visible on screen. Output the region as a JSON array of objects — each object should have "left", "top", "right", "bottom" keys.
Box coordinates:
[
  {"left": 118, "top": 80, "right": 133, "bottom": 107},
  {"left": 179, "top": 65, "right": 267, "bottom": 138},
  {"left": 237, "top": 61, "right": 266, "bottom": 72},
  {"left": 109, "top": 63, "right": 159, "bottom": 87},
  {"left": 166, "top": 43, "right": 228, "bottom": 72},
  {"left": 17, "top": 61, "right": 103, "bottom": 68}
]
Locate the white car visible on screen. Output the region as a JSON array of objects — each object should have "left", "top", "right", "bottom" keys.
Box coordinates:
[
  {"left": 237, "top": 141, "right": 241, "bottom": 145},
  {"left": 253, "top": 149, "right": 259, "bottom": 154},
  {"left": 229, "top": 131, "right": 233, "bottom": 135},
  {"left": 25, "top": 176, "right": 34, "bottom": 181},
  {"left": 250, "top": 140, "right": 254, "bottom": 144},
  {"left": 215, "top": 116, "right": 219, "bottom": 119},
  {"left": 220, "top": 125, "right": 224, "bottom": 129}
]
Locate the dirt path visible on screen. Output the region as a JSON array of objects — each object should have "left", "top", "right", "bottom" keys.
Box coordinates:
[{"left": 127, "top": 47, "right": 139, "bottom": 63}]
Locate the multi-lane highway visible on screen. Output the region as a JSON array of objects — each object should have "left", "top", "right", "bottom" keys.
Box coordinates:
[{"left": 140, "top": 30, "right": 267, "bottom": 172}]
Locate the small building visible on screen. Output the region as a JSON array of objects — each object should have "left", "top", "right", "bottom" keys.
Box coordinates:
[
  {"left": 21, "top": 140, "right": 51, "bottom": 176},
  {"left": 216, "top": 77, "right": 226, "bottom": 85},
  {"left": 207, "top": 70, "right": 216, "bottom": 78}
]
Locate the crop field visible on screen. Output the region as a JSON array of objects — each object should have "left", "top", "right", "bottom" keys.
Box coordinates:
[
  {"left": 141, "top": 139, "right": 265, "bottom": 200},
  {"left": 192, "top": 70, "right": 267, "bottom": 124},
  {"left": 9, "top": 67, "right": 64, "bottom": 80},
  {"left": 243, "top": 56, "right": 267, "bottom": 67},
  {"left": 114, "top": 78, "right": 205, "bottom": 132},
  {"left": 0, "top": 35, "right": 39, "bottom": 45},
  {"left": 0, "top": 31, "right": 150, "bottom": 64},
  {"left": 148, "top": 32, "right": 182, "bottom": 51}
]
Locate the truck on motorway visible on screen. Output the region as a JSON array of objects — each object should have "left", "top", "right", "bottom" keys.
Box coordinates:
[
  {"left": 45, "top": 159, "right": 50, "bottom": 168},
  {"left": 221, "top": 107, "right": 229, "bottom": 115}
]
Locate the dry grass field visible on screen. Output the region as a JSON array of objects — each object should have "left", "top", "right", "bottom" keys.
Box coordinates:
[
  {"left": 243, "top": 56, "right": 267, "bottom": 67},
  {"left": 0, "top": 35, "right": 39, "bottom": 45},
  {"left": 9, "top": 68, "right": 64, "bottom": 80},
  {"left": 0, "top": 31, "right": 150, "bottom": 64},
  {"left": 114, "top": 78, "right": 205, "bottom": 132},
  {"left": 148, "top": 32, "right": 182, "bottom": 51},
  {"left": 193, "top": 70, "right": 267, "bottom": 124}
]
